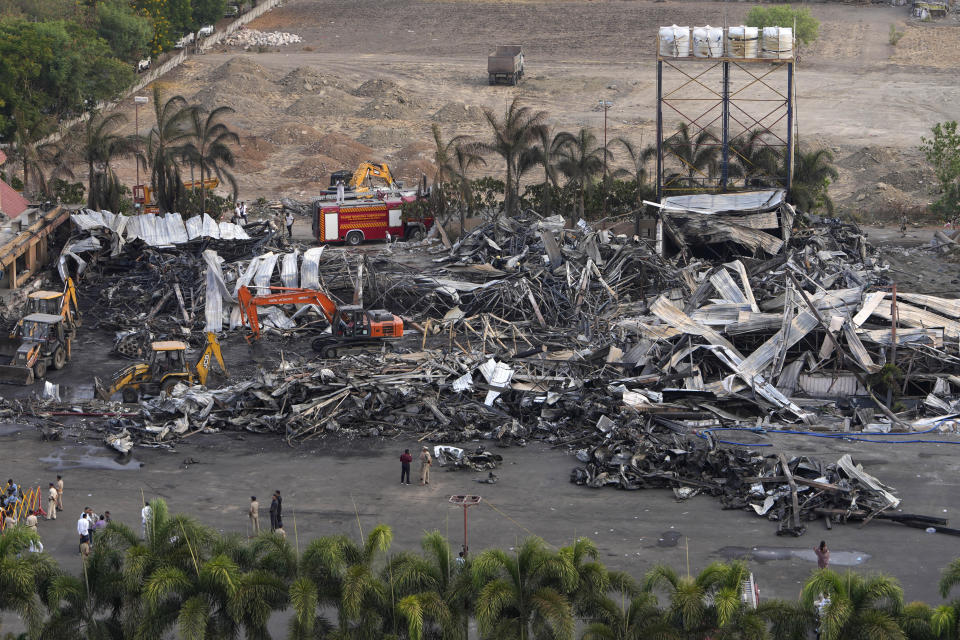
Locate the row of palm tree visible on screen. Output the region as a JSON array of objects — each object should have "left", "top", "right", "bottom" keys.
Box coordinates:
[
  {"left": 431, "top": 98, "right": 838, "bottom": 224},
  {"left": 2, "top": 497, "right": 959, "bottom": 640},
  {"left": 10, "top": 86, "right": 239, "bottom": 216}
]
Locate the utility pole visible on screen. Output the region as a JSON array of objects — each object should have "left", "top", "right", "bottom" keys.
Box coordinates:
[
  {"left": 598, "top": 99, "right": 613, "bottom": 216},
  {"left": 134, "top": 96, "right": 149, "bottom": 211}
]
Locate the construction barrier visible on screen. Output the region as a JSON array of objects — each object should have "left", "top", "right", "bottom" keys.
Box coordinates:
[{"left": 0, "top": 485, "right": 42, "bottom": 532}]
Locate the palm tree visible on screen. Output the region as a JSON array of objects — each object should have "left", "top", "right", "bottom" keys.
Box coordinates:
[
  {"left": 0, "top": 525, "right": 55, "bottom": 636},
  {"left": 789, "top": 147, "right": 839, "bottom": 214},
  {"left": 581, "top": 571, "right": 678, "bottom": 640},
  {"left": 479, "top": 97, "right": 548, "bottom": 219},
  {"left": 728, "top": 129, "right": 782, "bottom": 188},
  {"left": 472, "top": 536, "right": 576, "bottom": 640},
  {"left": 613, "top": 137, "right": 656, "bottom": 211},
  {"left": 82, "top": 111, "right": 136, "bottom": 211},
  {"left": 181, "top": 106, "right": 239, "bottom": 217},
  {"left": 293, "top": 524, "right": 394, "bottom": 639},
  {"left": 644, "top": 561, "right": 766, "bottom": 640},
  {"left": 800, "top": 569, "right": 905, "bottom": 640},
  {"left": 663, "top": 122, "right": 720, "bottom": 190},
  {"left": 446, "top": 141, "right": 487, "bottom": 233},
  {"left": 756, "top": 598, "right": 816, "bottom": 640},
  {"left": 143, "top": 86, "right": 195, "bottom": 213},
  {"left": 389, "top": 531, "right": 474, "bottom": 640},
  {"left": 554, "top": 128, "right": 609, "bottom": 221},
  {"left": 519, "top": 126, "right": 565, "bottom": 218}
]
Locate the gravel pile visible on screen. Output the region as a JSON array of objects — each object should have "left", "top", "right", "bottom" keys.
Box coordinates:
[{"left": 224, "top": 30, "right": 303, "bottom": 48}]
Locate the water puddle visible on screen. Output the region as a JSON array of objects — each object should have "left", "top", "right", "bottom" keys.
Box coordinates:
[
  {"left": 717, "top": 546, "right": 870, "bottom": 566},
  {"left": 40, "top": 445, "right": 142, "bottom": 472},
  {"left": 0, "top": 423, "right": 28, "bottom": 436},
  {"left": 657, "top": 531, "right": 683, "bottom": 547}
]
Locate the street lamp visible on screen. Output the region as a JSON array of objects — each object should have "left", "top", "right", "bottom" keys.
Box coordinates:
[
  {"left": 598, "top": 99, "right": 613, "bottom": 216},
  {"left": 134, "top": 96, "right": 148, "bottom": 210}
]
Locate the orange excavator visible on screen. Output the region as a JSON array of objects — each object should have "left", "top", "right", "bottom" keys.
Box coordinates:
[{"left": 236, "top": 285, "right": 403, "bottom": 357}]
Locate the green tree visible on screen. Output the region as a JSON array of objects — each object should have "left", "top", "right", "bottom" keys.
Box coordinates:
[
  {"left": 192, "top": 0, "right": 228, "bottom": 30},
  {"left": 430, "top": 123, "right": 472, "bottom": 224},
  {"left": 143, "top": 87, "right": 194, "bottom": 213},
  {"left": 728, "top": 129, "right": 783, "bottom": 188},
  {"left": 554, "top": 128, "right": 609, "bottom": 222},
  {"left": 82, "top": 111, "right": 136, "bottom": 211},
  {"left": 756, "top": 599, "right": 815, "bottom": 640},
  {"left": 920, "top": 121, "right": 960, "bottom": 220},
  {"left": 581, "top": 572, "right": 679, "bottom": 640},
  {"left": 182, "top": 105, "right": 239, "bottom": 216},
  {"left": 663, "top": 122, "right": 720, "bottom": 191},
  {"left": 644, "top": 561, "right": 767, "bottom": 640},
  {"left": 96, "top": 0, "right": 154, "bottom": 62},
  {"left": 447, "top": 141, "right": 487, "bottom": 232},
  {"left": 789, "top": 147, "right": 839, "bottom": 214},
  {"left": 479, "top": 97, "right": 548, "bottom": 219},
  {"left": 613, "top": 137, "right": 656, "bottom": 211},
  {"left": 0, "top": 525, "right": 56, "bottom": 636},
  {"left": 472, "top": 536, "right": 576, "bottom": 640},
  {"left": 800, "top": 569, "right": 905, "bottom": 640},
  {"left": 745, "top": 5, "right": 820, "bottom": 45}
]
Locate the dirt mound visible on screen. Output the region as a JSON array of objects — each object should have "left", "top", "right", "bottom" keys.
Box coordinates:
[
  {"left": 281, "top": 156, "right": 341, "bottom": 182},
  {"left": 357, "top": 126, "right": 413, "bottom": 148},
  {"left": 432, "top": 102, "right": 484, "bottom": 124},
  {"left": 212, "top": 57, "right": 275, "bottom": 89},
  {"left": 392, "top": 158, "right": 436, "bottom": 185},
  {"left": 191, "top": 86, "right": 272, "bottom": 119},
  {"left": 305, "top": 133, "right": 375, "bottom": 168},
  {"left": 234, "top": 136, "right": 278, "bottom": 172},
  {"left": 352, "top": 78, "right": 403, "bottom": 98},
  {"left": 358, "top": 96, "right": 421, "bottom": 120},
  {"left": 279, "top": 67, "right": 353, "bottom": 93},
  {"left": 285, "top": 88, "right": 361, "bottom": 117},
  {"left": 264, "top": 124, "right": 327, "bottom": 146},
  {"left": 394, "top": 141, "right": 434, "bottom": 161}
]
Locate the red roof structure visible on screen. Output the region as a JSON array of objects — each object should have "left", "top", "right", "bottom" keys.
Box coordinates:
[{"left": 0, "top": 150, "right": 30, "bottom": 218}]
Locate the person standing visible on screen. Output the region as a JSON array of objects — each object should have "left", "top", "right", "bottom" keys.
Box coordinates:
[
  {"left": 400, "top": 449, "right": 413, "bottom": 485},
  {"left": 240, "top": 201, "right": 248, "bottom": 224},
  {"left": 77, "top": 512, "right": 91, "bottom": 558},
  {"left": 235, "top": 201, "right": 243, "bottom": 225},
  {"left": 249, "top": 496, "right": 260, "bottom": 535},
  {"left": 814, "top": 540, "right": 830, "bottom": 569},
  {"left": 2, "top": 507, "right": 15, "bottom": 530},
  {"left": 25, "top": 509, "right": 38, "bottom": 534},
  {"left": 285, "top": 211, "right": 294, "bottom": 238},
  {"left": 336, "top": 179, "right": 345, "bottom": 204},
  {"left": 270, "top": 491, "right": 282, "bottom": 532},
  {"left": 56, "top": 475, "right": 64, "bottom": 511},
  {"left": 419, "top": 446, "right": 432, "bottom": 486},
  {"left": 141, "top": 502, "right": 152, "bottom": 539},
  {"left": 46, "top": 483, "right": 58, "bottom": 520}
]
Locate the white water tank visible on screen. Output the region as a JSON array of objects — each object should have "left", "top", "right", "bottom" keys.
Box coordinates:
[
  {"left": 727, "top": 26, "right": 759, "bottom": 58},
  {"left": 693, "top": 26, "right": 724, "bottom": 58},
  {"left": 659, "top": 25, "right": 691, "bottom": 58},
  {"left": 761, "top": 26, "right": 793, "bottom": 59}
]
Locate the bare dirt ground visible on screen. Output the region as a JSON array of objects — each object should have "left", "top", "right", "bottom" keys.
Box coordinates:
[{"left": 105, "top": 0, "right": 960, "bottom": 222}]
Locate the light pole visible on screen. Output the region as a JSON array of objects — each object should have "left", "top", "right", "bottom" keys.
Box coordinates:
[
  {"left": 448, "top": 494, "right": 482, "bottom": 557},
  {"left": 598, "top": 99, "right": 613, "bottom": 216},
  {"left": 134, "top": 96, "right": 148, "bottom": 209}
]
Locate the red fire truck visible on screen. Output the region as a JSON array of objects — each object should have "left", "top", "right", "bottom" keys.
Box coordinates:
[{"left": 311, "top": 192, "right": 433, "bottom": 245}]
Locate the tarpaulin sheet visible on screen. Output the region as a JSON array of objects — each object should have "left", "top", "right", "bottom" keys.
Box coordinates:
[
  {"left": 659, "top": 189, "right": 785, "bottom": 214},
  {"left": 71, "top": 210, "right": 249, "bottom": 246},
  {"left": 300, "top": 247, "right": 325, "bottom": 290}
]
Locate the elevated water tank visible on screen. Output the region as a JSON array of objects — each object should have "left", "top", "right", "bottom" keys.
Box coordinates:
[
  {"left": 693, "top": 26, "right": 724, "bottom": 58},
  {"left": 727, "top": 26, "right": 759, "bottom": 58},
  {"left": 761, "top": 26, "right": 794, "bottom": 59},
  {"left": 659, "top": 25, "right": 691, "bottom": 58}
]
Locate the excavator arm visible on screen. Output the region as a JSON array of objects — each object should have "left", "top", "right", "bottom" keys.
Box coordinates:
[
  {"left": 94, "top": 363, "right": 150, "bottom": 401},
  {"left": 195, "top": 332, "right": 228, "bottom": 385},
  {"left": 350, "top": 162, "right": 396, "bottom": 192},
  {"left": 61, "top": 277, "right": 81, "bottom": 328},
  {"left": 237, "top": 286, "right": 340, "bottom": 341}
]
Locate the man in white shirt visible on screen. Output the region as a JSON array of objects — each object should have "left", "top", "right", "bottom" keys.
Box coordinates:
[
  {"left": 77, "top": 513, "right": 91, "bottom": 558},
  {"left": 141, "top": 503, "right": 152, "bottom": 539}
]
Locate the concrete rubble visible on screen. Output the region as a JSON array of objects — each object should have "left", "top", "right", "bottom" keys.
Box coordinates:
[
  {"left": 223, "top": 30, "right": 303, "bottom": 49},
  {"left": 34, "top": 191, "right": 960, "bottom": 535}
]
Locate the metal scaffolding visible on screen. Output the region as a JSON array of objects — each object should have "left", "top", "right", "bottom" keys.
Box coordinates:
[{"left": 656, "top": 52, "right": 795, "bottom": 200}]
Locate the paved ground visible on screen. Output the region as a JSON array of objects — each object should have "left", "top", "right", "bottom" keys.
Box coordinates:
[{"left": 3, "top": 417, "right": 959, "bottom": 617}]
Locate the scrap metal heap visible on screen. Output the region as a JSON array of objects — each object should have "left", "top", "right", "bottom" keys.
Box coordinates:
[{"left": 57, "top": 194, "right": 960, "bottom": 535}]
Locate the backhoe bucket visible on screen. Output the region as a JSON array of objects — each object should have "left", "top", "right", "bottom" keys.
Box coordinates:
[
  {"left": 0, "top": 364, "right": 34, "bottom": 385},
  {"left": 93, "top": 376, "right": 111, "bottom": 401}
]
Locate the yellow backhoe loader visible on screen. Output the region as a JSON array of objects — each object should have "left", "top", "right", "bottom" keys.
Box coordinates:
[{"left": 94, "top": 332, "right": 227, "bottom": 403}]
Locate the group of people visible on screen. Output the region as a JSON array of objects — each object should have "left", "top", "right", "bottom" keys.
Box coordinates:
[
  {"left": 399, "top": 446, "right": 433, "bottom": 485},
  {"left": 76, "top": 507, "right": 111, "bottom": 558},
  {"left": 248, "top": 491, "right": 284, "bottom": 538},
  {"left": 232, "top": 200, "right": 295, "bottom": 239}
]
